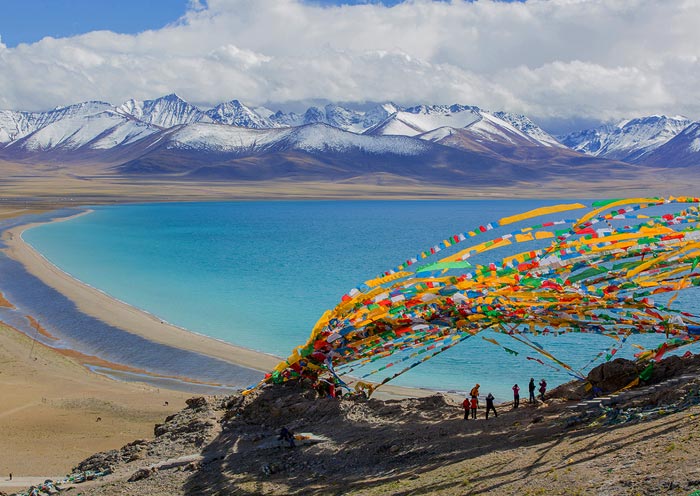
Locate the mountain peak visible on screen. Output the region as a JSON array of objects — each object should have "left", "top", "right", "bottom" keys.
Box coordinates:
[
  {"left": 205, "top": 100, "right": 272, "bottom": 129},
  {"left": 561, "top": 114, "right": 693, "bottom": 162},
  {"left": 159, "top": 93, "right": 186, "bottom": 103},
  {"left": 118, "top": 94, "right": 207, "bottom": 128}
]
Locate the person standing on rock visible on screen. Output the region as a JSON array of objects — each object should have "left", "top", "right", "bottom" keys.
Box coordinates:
[
  {"left": 470, "top": 383, "right": 480, "bottom": 399},
  {"left": 462, "top": 396, "right": 470, "bottom": 420},
  {"left": 512, "top": 384, "right": 520, "bottom": 409},
  {"left": 528, "top": 378, "right": 536, "bottom": 403},
  {"left": 470, "top": 395, "right": 478, "bottom": 419},
  {"left": 539, "top": 378, "right": 547, "bottom": 401},
  {"left": 485, "top": 393, "right": 498, "bottom": 419}
]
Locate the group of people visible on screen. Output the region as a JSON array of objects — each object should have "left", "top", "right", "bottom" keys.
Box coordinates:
[{"left": 462, "top": 378, "right": 547, "bottom": 420}]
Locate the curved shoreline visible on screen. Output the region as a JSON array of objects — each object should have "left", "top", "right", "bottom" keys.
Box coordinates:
[
  {"left": 4, "top": 210, "right": 282, "bottom": 374},
  {"left": 3, "top": 209, "right": 435, "bottom": 400}
]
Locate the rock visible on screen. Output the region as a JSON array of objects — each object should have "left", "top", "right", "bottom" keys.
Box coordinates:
[
  {"left": 261, "top": 462, "right": 284, "bottom": 474},
  {"left": 125, "top": 439, "right": 148, "bottom": 447},
  {"left": 74, "top": 449, "right": 121, "bottom": 472},
  {"left": 389, "top": 444, "right": 401, "bottom": 454},
  {"left": 128, "top": 467, "right": 155, "bottom": 482},
  {"left": 186, "top": 397, "right": 208, "bottom": 409},
  {"left": 587, "top": 358, "right": 640, "bottom": 392}
]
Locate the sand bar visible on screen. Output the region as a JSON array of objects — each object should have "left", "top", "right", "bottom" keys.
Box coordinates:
[
  {"left": 2, "top": 210, "right": 437, "bottom": 400},
  {"left": 3, "top": 211, "right": 282, "bottom": 373}
]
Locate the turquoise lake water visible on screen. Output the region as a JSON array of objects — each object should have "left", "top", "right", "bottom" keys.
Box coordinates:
[{"left": 23, "top": 200, "right": 700, "bottom": 400}]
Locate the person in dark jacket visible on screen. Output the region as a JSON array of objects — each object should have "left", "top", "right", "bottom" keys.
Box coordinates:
[
  {"left": 278, "top": 427, "right": 296, "bottom": 448},
  {"left": 528, "top": 377, "right": 536, "bottom": 403},
  {"left": 485, "top": 393, "right": 498, "bottom": 419},
  {"left": 539, "top": 379, "right": 547, "bottom": 401}
]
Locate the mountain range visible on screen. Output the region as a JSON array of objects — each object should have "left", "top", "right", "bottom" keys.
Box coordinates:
[{"left": 1, "top": 94, "right": 698, "bottom": 187}]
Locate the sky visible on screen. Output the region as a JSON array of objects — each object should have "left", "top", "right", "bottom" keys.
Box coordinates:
[{"left": 0, "top": 0, "right": 698, "bottom": 133}]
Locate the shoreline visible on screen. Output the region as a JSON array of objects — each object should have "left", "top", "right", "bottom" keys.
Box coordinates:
[
  {"left": 2, "top": 208, "right": 437, "bottom": 400},
  {"left": 4, "top": 210, "right": 282, "bottom": 373}
]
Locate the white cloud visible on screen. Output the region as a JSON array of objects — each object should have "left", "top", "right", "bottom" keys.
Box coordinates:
[{"left": 0, "top": 0, "right": 699, "bottom": 122}]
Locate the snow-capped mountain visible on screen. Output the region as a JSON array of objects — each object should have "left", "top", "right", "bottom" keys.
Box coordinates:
[
  {"left": 113, "top": 121, "right": 546, "bottom": 185},
  {"left": 0, "top": 101, "right": 117, "bottom": 144},
  {"left": 367, "top": 104, "right": 481, "bottom": 137},
  {"left": 632, "top": 122, "right": 700, "bottom": 168},
  {"left": 268, "top": 103, "right": 399, "bottom": 133},
  {"left": 0, "top": 110, "right": 32, "bottom": 144},
  {"left": 6, "top": 103, "right": 158, "bottom": 152},
  {"left": 366, "top": 104, "right": 563, "bottom": 149},
  {"left": 117, "top": 94, "right": 211, "bottom": 128},
  {"left": 0, "top": 94, "right": 649, "bottom": 187},
  {"left": 0, "top": 95, "right": 562, "bottom": 153},
  {"left": 560, "top": 115, "right": 693, "bottom": 162},
  {"left": 4, "top": 93, "right": 690, "bottom": 187},
  {"left": 492, "top": 112, "right": 564, "bottom": 148},
  {"left": 205, "top": 100, "right": 274, "bottom": 129},
  {"left": 162, "top": 122, "right": 431, "bottom": 156}
]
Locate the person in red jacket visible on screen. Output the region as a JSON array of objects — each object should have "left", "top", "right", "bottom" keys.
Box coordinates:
[
  {"left": 470, "top": 396, "right": 478, "bottom": 419},
  {"left": 462, "top": 396, "right": 470, "bottom": 420},
  {"left": 512, "top": 384, "right": 520, "bottom": 409}
]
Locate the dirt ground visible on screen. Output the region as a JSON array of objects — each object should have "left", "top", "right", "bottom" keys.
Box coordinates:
[
  {"left": 15, "top": 359, "right": 697, "bottom": 496},
  {"left": 0, "top": 321, "right": 191, "bottom": 491}
]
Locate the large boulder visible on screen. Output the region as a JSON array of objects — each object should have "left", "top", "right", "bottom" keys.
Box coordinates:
[{"left": 587, "top": 358, "right": 640, "bottom": 392}]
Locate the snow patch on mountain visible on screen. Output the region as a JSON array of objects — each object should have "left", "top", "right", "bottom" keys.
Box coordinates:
[
  {"left": 418, "top": 126, "right": 457, "bottom": 142},
  {"left": 0, "top": 110, "right": 28, "bottom": 144},
  {"left": 267, "top": 103, "right": 399, "bottom": 133},
  {"left": 367, "top": 105, "right": 561, "bottom": 148},
  {"left": 369, "top": 105, "right": 481, "bottom": 137},
  {"left": 166, "top": 124, "right": 290, "bottom": 152},
  {"left": 677, "top": 123, "right": 700, "bottom": 153},
  {"left": 467, "top": 112, "right": 520, "bottom": 144},
  {"left": 165, "top": 122, "right": 428, "bottom": 156},
  {"left": 284, "top": 123, "right": 429, "bottom": 155},
  {"left": 491, "top": 112, "right": 564, "bottom": 147}
]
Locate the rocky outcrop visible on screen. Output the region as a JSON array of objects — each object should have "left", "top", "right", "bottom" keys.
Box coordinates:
[
  {"left": 74, "top": 396, "right": 223, "bottom": 475},
  {"left": 587, "top": 358, "right": 642, "bottom": 392}
]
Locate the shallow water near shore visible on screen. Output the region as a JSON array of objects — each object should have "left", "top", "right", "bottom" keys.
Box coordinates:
[{"left": 20, "top": 200, "right": 700, "bottom": 400}]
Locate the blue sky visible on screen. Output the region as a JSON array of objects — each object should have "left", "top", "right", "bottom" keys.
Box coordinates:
[
  {"left": 0, "top": 0, "right": 191, "bottom": 47},
  {"left": 0, "top": 0, "right": 411, "bottom": 47},
  {"left": 0, "top": 0, "right": 524, "bottom": 47}
]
